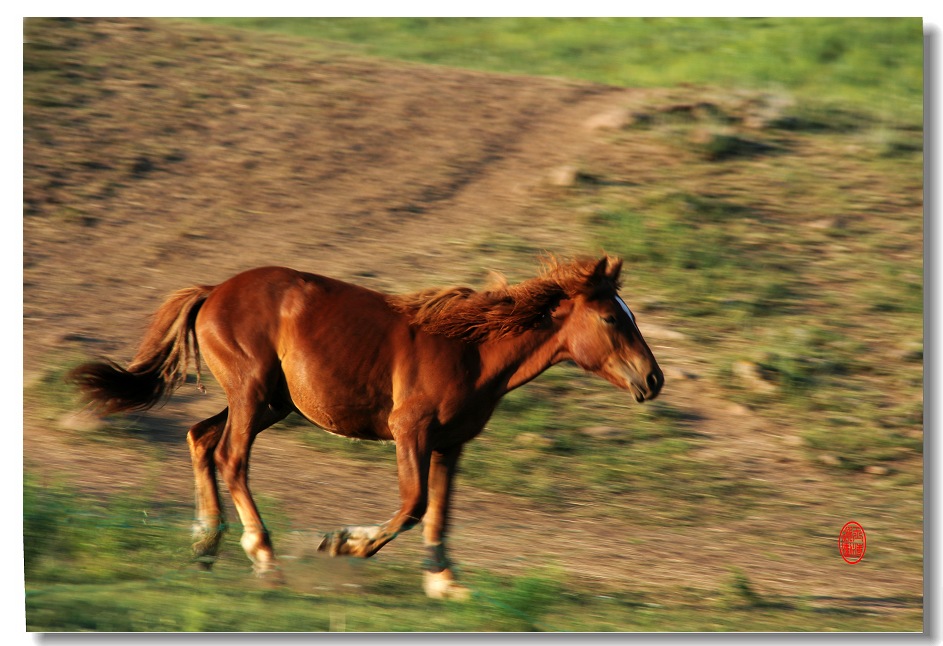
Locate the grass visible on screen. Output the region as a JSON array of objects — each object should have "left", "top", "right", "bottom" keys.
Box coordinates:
[
  {"left": 24, "top": 477, "right": 921, "bottom": 632},
  {"left": 23, "top": 355, "right": 86, "bottom": 423},
  {"left": 462, "top": 366, "right": 769, "bottom": 524},
  {"left": 190, "top": 18, "right": 922, "bottom": 127}
]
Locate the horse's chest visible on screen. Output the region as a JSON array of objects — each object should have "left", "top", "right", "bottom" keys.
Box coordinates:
[{"left": 434, "top": 395, "right": 496, "bottom": 442}]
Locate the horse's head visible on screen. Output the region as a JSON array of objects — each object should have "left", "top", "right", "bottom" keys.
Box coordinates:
[{"left": 551, "top": 256, "right": 664, "bottom": 403}]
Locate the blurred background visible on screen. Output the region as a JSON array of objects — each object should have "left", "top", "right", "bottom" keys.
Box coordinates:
[{"left": 23, "top": 18, "right": 923, "bottom": 631}]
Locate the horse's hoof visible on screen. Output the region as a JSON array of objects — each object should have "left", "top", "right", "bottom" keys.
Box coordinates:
[
  {"left": 192, "top": 533, "right": 223, "bottom": 560},
  {"left": 423, "top": 570, "right": 471, "bottom": 601},
  {"left": 318, "top": 530, "right": 343, "bottom": 556},
  {"left": 192, "top": 554, "right": 216, "bottom": 571},
  {"left": 317, "top": 527, "right": 377, "bottom": 557},
  {"left": 253, "top": 565, "right": 287, "bottom": 587}
]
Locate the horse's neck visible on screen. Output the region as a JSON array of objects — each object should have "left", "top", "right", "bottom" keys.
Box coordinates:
[{"left": 478, "top": 327, "right": 564, "bottom": 395}]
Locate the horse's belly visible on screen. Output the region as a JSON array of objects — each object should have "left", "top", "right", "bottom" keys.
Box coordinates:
[
  {"left": 281, "top": 352, "right": 395, "bottom": 441},
  {"left": 290, "top": 390, "right": 392, "bottom": 441}
]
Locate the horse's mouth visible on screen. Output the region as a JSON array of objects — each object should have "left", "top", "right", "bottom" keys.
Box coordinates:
[
  {"left": 629, "top": 371, "right": 664, "bottom": 403},
  {"left": 599, "top": 362, "right": 663, "bottom": 402}
]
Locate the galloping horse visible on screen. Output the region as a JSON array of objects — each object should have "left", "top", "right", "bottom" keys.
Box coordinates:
[{"left": 70, "top": 255, "right": 663, "bottom": 599}]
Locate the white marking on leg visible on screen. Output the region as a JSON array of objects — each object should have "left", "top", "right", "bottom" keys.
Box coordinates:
[
  {"left": 346, "top": 525, "right": 383, "bottom": 544},
  {"left": 325, "top": 525, "right": 385, "bottom": 557},
  {"left": 423, "top": 570, "right": 471, "bottom": 601}
]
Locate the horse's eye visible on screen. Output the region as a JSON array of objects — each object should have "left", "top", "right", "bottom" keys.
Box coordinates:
[{"left": 603, "top": 315, "right": 617, "bottom": 325}]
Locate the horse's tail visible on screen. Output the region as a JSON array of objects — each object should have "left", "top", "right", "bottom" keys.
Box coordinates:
[{"left": 69, "top": 284, "right": 215, "bottom": 415}]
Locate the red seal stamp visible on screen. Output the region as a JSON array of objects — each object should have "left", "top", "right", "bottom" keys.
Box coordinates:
[{"left": 839, "top": 521, "right": 866, "bottom": 564}]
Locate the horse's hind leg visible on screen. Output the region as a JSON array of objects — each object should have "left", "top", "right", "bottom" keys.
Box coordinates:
[
  {"left": 187, "top": 408, "right": 228, "bottom": 568},
  {"left": 215, "top": 401, "right": 289, "bottom": 578}
]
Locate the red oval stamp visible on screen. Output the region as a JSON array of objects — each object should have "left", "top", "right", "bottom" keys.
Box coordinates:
[{"left": 839, "top": 521, "right": 866, "bottom": 564}]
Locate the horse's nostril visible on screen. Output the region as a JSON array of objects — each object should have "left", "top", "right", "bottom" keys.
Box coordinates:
[{"left": 647, "top": 372, "right": 662, "bottom": 393}]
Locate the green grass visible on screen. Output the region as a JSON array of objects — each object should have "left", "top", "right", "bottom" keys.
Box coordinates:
[
  {"left": 24, "top": 477, "right": 921, "bottom": 631},
  {"left": 462, "top": 366, "right": 770, "bottom": 524},
  {"left": 24, "top": 355, "right": 86, "bottom": 422},
  {"left": 190, "top": 18, "right": 923, "bottom": 127},
  {"left": 590, "top": 200, "right": 795, "bottom": 326}
]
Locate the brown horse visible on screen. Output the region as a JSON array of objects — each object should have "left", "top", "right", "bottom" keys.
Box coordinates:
[{"left": 69, "top": 255, "right": 663, "bottom": 599}]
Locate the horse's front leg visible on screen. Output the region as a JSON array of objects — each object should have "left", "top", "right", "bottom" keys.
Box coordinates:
[
  {"left": 421, "top": 444, "right": 470, "bottom": 600},
  {"left": 318, "top": 421, "right": 431, "bottom": 559}
]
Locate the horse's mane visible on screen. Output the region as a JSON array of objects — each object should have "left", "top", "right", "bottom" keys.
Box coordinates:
[{"left": 387, "top": 255, "right": 622, "bottom": 343}]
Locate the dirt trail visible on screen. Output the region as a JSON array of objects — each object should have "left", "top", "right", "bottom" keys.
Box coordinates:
[{"left": 24, "top": 18, "right": 920, "bottom": 613}]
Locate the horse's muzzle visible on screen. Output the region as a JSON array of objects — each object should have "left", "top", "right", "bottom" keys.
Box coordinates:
[{"left": 633, "top": 369, "right": 664, "bottom": 402}]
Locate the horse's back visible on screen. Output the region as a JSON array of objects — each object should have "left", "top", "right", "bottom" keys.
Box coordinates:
[{"left": 198, "top": 265, "right": 402, "bottom": 354}]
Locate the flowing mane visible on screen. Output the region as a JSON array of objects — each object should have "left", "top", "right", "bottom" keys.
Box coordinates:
[{"left": 387, "top": 256, "right": 623, "bottom": 343}]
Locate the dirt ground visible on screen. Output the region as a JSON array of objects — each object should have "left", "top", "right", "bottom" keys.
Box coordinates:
[{"left": 23, "top": 19, "right": 922, "bottom": 620}]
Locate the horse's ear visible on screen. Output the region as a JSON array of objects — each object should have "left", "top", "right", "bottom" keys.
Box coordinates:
[
  {"left": 590, "top": 256, "right": 622, "bottom": 284},
  {"left": 590, "top": 257, "right": 609, "bottom": 283},
  {"left": 606, "top": 257, "right": 623, "bottom": 282}
]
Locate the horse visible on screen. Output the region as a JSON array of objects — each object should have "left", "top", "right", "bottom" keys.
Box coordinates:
[{"left": 69, "top": 255, "right": 663, "bottom": 600}]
